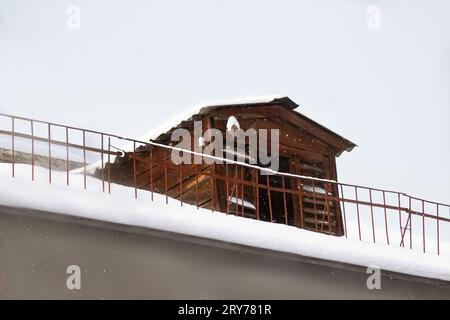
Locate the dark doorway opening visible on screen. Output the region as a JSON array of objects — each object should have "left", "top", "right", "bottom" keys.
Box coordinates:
[{"left": 258, "top": 156, "right": 294, "bottom": 224}]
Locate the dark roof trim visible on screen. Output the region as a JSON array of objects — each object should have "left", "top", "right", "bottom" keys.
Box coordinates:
[{"left": 199, "top": 96, "right": 299, "bottom": 114}]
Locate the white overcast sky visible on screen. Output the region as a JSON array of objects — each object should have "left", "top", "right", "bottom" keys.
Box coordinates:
[{"left": 0, "top": 0, "right": 449, "bottom": 203}]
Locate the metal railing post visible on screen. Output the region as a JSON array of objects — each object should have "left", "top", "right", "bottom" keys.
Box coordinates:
[
  {"left": 48, "top": 124, "right": 52, "bottom": 184},
  {"left": 31, "top": 120, "right": 35, "bottom": 181}
]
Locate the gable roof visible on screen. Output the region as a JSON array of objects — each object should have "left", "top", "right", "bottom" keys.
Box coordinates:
[{"left": 135, "top": 95, "right": 356, "bottom": 156}]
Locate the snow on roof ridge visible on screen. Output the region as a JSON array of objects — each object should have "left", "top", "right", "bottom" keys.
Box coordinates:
[
  {"left": 72, "top": 95, "right": 289, "bottom": 173},
  {"left": 200, "top": 94, "right": 287, "bottom": 107},
  {"left": 136, "top": 95, "right": 287, "bottom": 144}
]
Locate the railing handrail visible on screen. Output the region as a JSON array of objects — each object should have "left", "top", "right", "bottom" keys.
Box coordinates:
[{"left": 1, "top": 112, "right": 449, "bottom": 210}]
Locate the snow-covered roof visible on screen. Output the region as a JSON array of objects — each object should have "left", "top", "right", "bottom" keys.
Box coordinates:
[
  {"left": 130, "top": 95, "right": 356, "bottom": 154},
  {"left": 136, "top": 95, "right": 294, "bottom": 142},
  {"left": 3, "top": 164, "right": 450, "bottom": 282}
]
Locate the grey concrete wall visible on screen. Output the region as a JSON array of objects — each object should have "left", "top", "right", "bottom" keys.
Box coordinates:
[{"left": 0, "top": 206, "right": 449, "bottom": 299}]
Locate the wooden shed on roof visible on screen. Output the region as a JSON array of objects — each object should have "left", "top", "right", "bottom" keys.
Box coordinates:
[{"left": 104, "top": 96, "right": 356, "bottom": 236}]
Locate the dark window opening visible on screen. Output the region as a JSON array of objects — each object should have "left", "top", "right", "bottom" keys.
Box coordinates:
[{"left": 258, "top": 156, "right": 294, "bottom": 225}]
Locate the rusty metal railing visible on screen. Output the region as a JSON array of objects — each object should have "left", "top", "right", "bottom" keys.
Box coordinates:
[{"left": 1, "top": 113, "right": 449, "bottom": 255}]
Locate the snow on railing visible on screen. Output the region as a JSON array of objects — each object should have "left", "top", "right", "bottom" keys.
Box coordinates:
[{"left": 0, "top": 113, "right": 449, "bottom": 256}]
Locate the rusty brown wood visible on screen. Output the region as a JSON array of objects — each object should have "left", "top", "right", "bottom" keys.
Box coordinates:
[
  {"left": 312, "top": 181, "right": 318, "bottom": 229},
  {"left": 320, "top": 186, "right": 327, "bottom": 232},
  {"left": 328, "top": 146, "right": 343, "bottom": 236},
  {"left": 292, "top": 160, "right": 302, "bottom": 228},
  {"left": 208, "top": 106, "right": 353, "bottom": 152}
]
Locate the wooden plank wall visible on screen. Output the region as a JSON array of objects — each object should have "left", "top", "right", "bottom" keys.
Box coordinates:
[{"left": 103, "top": 105, "right": 345, "bottom": 235}]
